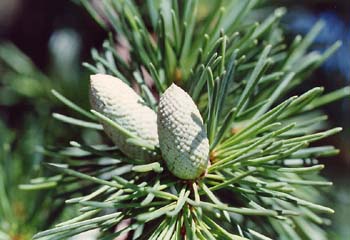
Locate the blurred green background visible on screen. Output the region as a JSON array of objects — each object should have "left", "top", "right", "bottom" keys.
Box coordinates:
[{"left": 0, "top": 0, "right": 349, "bottom": 239}]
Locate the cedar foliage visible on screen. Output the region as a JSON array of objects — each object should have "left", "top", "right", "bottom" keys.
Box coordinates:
[{"left": 26, "top": 1, "right": 350, "bottom": 239}]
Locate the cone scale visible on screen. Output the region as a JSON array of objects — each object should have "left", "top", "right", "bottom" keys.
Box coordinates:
[
  {"left": 89, "top": 74, "right": 160, "bottom": 162},
  {"left": 158, "top": 84, "right": 209, "bottom": 180}
]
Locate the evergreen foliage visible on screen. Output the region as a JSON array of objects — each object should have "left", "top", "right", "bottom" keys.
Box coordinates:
[
  {"left": 0, "top": 43, "right": 69, "bottom": 239},
  {"left": 26, "top": 1, "right": 350, "bottom": 239}
]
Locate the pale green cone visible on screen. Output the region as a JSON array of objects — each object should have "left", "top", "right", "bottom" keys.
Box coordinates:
[
  {"left": 89, "top": 74, "right": 160, "bottom": 162},
  {"left": 158, "top": 84, "right": 209, "bottom": 180}
]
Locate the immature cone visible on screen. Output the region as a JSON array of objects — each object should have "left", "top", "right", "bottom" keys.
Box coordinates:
[
  {"left": 90, "top": 74, "right": 160, "bottom": 162},
  {"left": 158, "top": 84, "right": 209, "bottom": 180}
]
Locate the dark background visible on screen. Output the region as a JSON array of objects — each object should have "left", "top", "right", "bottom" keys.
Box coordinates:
[{"left": 0, "top": 0, "right": 105, "bottom": 70}]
